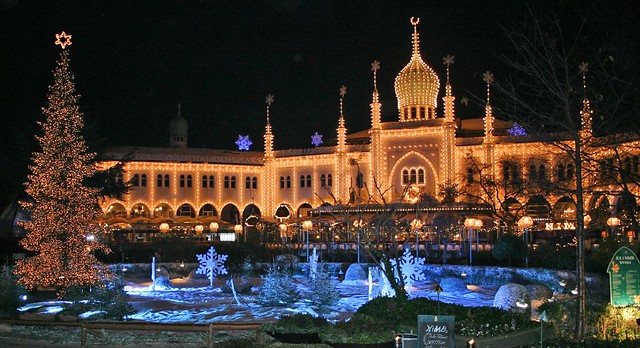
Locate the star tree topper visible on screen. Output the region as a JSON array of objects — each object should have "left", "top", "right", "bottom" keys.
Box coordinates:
[
  {"left": 235, "top": 135, "right": 253, "bottom": 151},
  {"left": 55, "top": 31, "right": 72, "bottom": 49}
]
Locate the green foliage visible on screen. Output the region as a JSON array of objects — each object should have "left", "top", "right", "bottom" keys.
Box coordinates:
[
  {"left": 64, "top": 277, "right": 134, "bottom": 320},
  {"left": 0, "top": 266, "right": 25, "bottom": 313},
  {"left": 262, "top": 313, "right": 329, "bottom": 334},
  {"left": 257, "top": 266, "right": 299, "bottom": 306},
  {"left": 320, "top": 313, "right": 399, "bottom": 344},
  {"left": 492, "top": 233, "right": 527, "bottom": 265},
  {"left": 529, "top": 240, "right": 576, "bottom": 270},
  {"left": 308, "top": 271, "right": 339, "bottom": 313}
]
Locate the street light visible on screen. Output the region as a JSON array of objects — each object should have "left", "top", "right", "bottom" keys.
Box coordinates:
[
  {"left": 209, "top": 222, "right": 219, "bottom": 241},
  {"left": 194, "top": 224, "right": 204, "bottom": 235},
  {"left": 159, "top": 222, "right": 170, "bottom": 233},
  {"left": 411, "top": 218, "right": 424, "bottom": 258},
  {"left": 234, "top": 224, "right": 243, "bottom": 243},
  {"left": 517, "top": 216, "right": 533, "bottom": 268},
  {"left": 607, "top": 216, "right": 621, "bottom": 239},
  {"left": 279, "top": 223, "right": 288, "bottom": 251},
  {"left": 302, "top": 220, "right": 313, "bottom": 261}
]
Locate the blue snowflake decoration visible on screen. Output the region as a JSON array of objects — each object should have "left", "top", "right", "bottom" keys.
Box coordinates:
[
  {"left": 235, "top": 135, "right": 252, "bottom": 151},
  {"left": 507, "top": 122, "right": 527, "bottom": 136},
  {"left": 311, "top": 132, "right": 323, "bottom": 147}
]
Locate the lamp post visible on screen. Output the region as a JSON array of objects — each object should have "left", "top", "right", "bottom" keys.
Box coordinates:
[
  {"left": 411, "top": 218, "right": 424, "bottom": 258},
  {"left": 474, "top": 219, "right": 483, "bottom": 255},
  {"left": 517, "top": 216, "right": 533, "bottom": 268},
  {"left": 234, "top": 224, "right": 243, "bottom": 243},
  {"left": 302, "top": 220, "right": 313, "bottom": 261},
  {"left": 607, "top": 216, "right": 620, "bottom": 239},
  {"left": 279, "top": 223, "right": 287, "bottom": 252},
  {"left": 209, "top": 222, "right": 219, "bottom": 241},
  {"left": 463, "top": 218, "right": 476, "bottom": 266}
]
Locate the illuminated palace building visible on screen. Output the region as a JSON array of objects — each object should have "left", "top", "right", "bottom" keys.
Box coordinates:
[{"left": 101, "top": 19, "right": 639, "bottom": 242}]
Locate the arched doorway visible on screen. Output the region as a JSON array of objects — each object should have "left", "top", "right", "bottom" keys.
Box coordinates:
[
  {"left": 106, "top": 203, "right": 127, "bottom": 220},
  {"left": 524, "top": 196, "right": 551, "bottom": 220},
  {"left": 176, "top": 203, "right": 196, "bottom": 218},
  {"left": 552, "top": 197, "right": 576, "bottom": 221},
  {"left": 198, "top": 203, "right": 218, "bottom": 218},
  {"left": 275, "top": 203, "right": 292, "bottom": 222},
  {"left": 130, "top": 203, "right": 151, "bottom": 218},
  {"left": 153, "top": 203, "right": 174, "bottom": 219},
  {"left": 297, "top": 203, "right": 313, "bottom": 218},
  {"left": 221, "top": 204, "right": 240, "bottom": 225},
  {"left": 242, "top": 204, "right": 262, "bottom": 244}
]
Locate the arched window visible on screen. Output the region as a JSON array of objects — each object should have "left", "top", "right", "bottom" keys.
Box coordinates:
[
  {"left": 327, "top": 174, "right": 332, "bottom": 187},
  {"left": 132, "top": 174, "right": 140, "bottom": 187},
  {"left": 157, "top": 174, "right": 163, "bottom": 187},
  {"left": 539, "top": 165, "right": 547, "bottom": 181},
  {"left": 164, "top": 174, "right": 170, "bottom": 187},
  {"left": 566, "top": 163, "right": 574, "bottom": 180},
  {"left": 300, "top": 175, "right": 305, "bottom": 188},
  {"left": 246, "top": 176, "right": 251, "bottom": 189},
  {"left": 320, "top": 174, "right": 326, "bottom": 187},
  {"left": 403, "top": 169, "right": 409, "bottom": 184},
  {"left": 306, "top": 175, "right": 312, "bottom": 188},
  {"left": 202, "top": 175, "right": 208, "bottom": 188},
  {"left": 418, "top": 169, "right": 425, "bottom": 184},
  {"left": 286, "top": 176, "right": 291, "bottom": 188},
  {"left": 557, "top": 164, "right": 565, "bottom": 182},
  {"left": 141, "top": 174, "right": 147, "bottom": 187},
  {"left": 186, "top": 175, "right": 192, "bottom": 188},
  {"left": 180, "top": 175, "right": 185, "bottom": 187},
  {"left": 356, "top": 172, "right": 364, "bottom": 188},
  {"left": 252, "top": 177, "right": 258, "bottom": 189},
  {"left": 209, "top": 175, "right": 214, "bottom": 188},
  {"left": 230, "top": 176, "right": 236, "bottom": 189},
  {"left": 280, "top": 176, "right": 285, "bottom": 189},
  {"left": 410, "top": 169, "right": 417, "bottom": 184},
  {"left": 529, "top": 164, "right": 537, "bottom": 181},
  {"left": 467, "top": 168, "right": 474, "bottom": 183},
  {"left": 224, "top": 176, "right": 229, "bottom": 188}
]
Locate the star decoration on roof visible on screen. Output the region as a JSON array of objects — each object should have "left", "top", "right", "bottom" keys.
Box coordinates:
[
  {"left": 442, "top": 55, "right": 455, "bottom": 67},
  {"left": 311, "top": 132, "right": 323, "bottom": 147},
  {"left": 235, "top": 135, "right": 253, "bottom": 151},
  {"left": 55, "top": 31, "right": 72, "bottom": 49},
  {"left": 483, "top": 70, "right": 494, "bottom": 85},
  {"left": 265, "top": 94, "right": 274, "bottom": 106},
  {"left": 371, "top": 60, "right": 380, "bottom": 72},
  {"left": 578, "top": 62, "right": 589, "bottom": 74},
  {"left": 339, "top": 85, "right": 347, "bottom": 98}
]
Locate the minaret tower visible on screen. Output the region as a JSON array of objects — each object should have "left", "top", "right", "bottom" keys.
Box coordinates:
[
  {"left": 263, "top": 94, "right": 276, "bottom": 220},
  {"left": 369, "top": 61, "right": 384, "bottom": 202},
  {"left": 169, "top": 103, "right": 188, "bottom": 148},
  {"left": 482, "top": 71, "right": 496, "bottom": 176},
  {"left": 579, "top": 62, "right": 593, "bottom": 138},
  {"left": 441, "top": 55, "right": 457, "bottom": 181},
  {"left": 336, "top": 85, "right": 348, "bottom": 203}
]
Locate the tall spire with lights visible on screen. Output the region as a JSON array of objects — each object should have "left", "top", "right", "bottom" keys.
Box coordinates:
[
  {"left": 370, "top": 60, "right": 382, "bottom": 129},
  {"left": 264, "top": 94, "right": 274, "bottom": 158},
  {"left": 482, "top": 71, "right": 495, "bottom": 144},
  {"left": 442, "top": 55, "right": 456, "bottom": 123},
  {"left": 579, "top": 62, "right": 593, "bottom": 137},
  {"left": 337, "top": 85, "right": 348, "bottom": 152}
]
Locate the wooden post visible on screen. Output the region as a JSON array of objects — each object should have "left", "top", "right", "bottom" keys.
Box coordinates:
[
  {"left": 80, "top": 325, "right": 86, "bottom": 347},
  {"left": 208, "top": 323, "right": 214, "bottom": 348}
]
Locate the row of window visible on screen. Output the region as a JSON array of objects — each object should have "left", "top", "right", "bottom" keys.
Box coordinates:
[
  {"left": 466, "top": 163, "right": 574, "bottom": 183},
  {"left": 127, "top": 174, "right": 258, "bottom": 189},
  {"left": 402, "top": 168, "right": 426, "bottom": 185},
  {"left": 279, "top": 173, "right": 335, "bottom": 189}
]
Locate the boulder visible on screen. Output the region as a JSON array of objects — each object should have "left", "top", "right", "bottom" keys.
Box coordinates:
[
  {"left": 526, "top": 283, "right": 553, "bottom": 301},
  {"left": 493, "top": 283, "right": 529, "bottom": 312},
  {"left": 439, "top": 277, "right": 468, "bottom": 293},
  {"left": 343, "top": 264, "right": 367, "bottom": 283}
]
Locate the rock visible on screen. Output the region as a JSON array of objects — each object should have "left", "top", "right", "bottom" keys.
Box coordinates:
[
  {"left": 526, "top": 283, "right": 553, "bottom": 301},
  {"left": 153, "top": 276, "right": 173, "bottom": 289},
  {"left": 493, "top": 283, "right": 529, "bottom": 312},
  {"left": 343, "top": 264, "right": 367, "bottom": 283},
  {"left": 0, "top": 324, "right": 11, "bottom": 332},
  {"left": 439, "top": 277, "right": 468, "bottom": 293}
]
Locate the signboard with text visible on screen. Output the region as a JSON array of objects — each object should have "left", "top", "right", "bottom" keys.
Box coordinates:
[
  {"left": 607, "top": 246, "right": 640, "bottom": 306},
  {"left": 417, "top": 315, "right": 455, "bottom": 348}
]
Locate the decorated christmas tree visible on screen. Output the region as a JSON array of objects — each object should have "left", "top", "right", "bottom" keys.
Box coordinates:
[{"left": 14, "top": 32, "right": 111, "bottom": 297}]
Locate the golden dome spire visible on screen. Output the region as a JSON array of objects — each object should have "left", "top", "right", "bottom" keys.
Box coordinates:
[{"left": 394, "top": 17, "right": 440, "bottom": 122}]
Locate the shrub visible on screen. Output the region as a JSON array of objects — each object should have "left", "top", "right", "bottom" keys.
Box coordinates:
[
  {"left": 262, "top": 313, "right": 328, "bottom": 334},
  {"left": 492, "top": 233, "right": 526, "bottom": 266},
  {"left": 64, "top": 277, "right": 134, "bottom": 320},
  {"left": 257, "top": 266, "right": 299, "bottom": 306},
  {"left": 308, "top": 271, "right": 339, "bottom": 313},
  {"left": 0, "top": 266, "right": 25, "bottom": 313}
]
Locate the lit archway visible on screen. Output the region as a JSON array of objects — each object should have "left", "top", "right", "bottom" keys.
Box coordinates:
[
  {"left": 153, "top": 203, "right": 174, "bottom": 219},
  {"left": 221, "top": 204, "right": 240, "bottom": 225},
  {"left": 297, "top": 203, "right": 313, "bottom": 218}
]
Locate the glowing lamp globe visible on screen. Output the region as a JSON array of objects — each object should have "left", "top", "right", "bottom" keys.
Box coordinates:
[
  {"left": 209, "top": 222, "right": 219, "bottom": 233},
  {"left": 194, "top": 224, "right": 204, "bottom": 234},
  {"left": 159, "top": 222, "right": 170, "bottom": 233},
  {"left": 302, "top": 220, "right": 313, "bottom": 231},
  {"left": 233, "top": 224, "right": 243, "bottom": 234}
]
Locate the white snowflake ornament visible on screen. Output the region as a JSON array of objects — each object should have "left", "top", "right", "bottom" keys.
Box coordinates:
[
  {"left": 195, "top": 246, "right": 228, "bottom": 287},
  {"left": 311, "top": 132, "right": 323, "bottom": 147},
  {"left": 390, "top": 248, "right": 426, "bottom": 294},
  {"left": 235, "top": 135, "right": 253, "bottom": 151}
]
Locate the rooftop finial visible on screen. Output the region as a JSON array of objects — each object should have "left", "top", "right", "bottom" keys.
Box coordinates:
[
  {"left": 371, "top": 60, "right": 380, "bottom": 92},
  {"left": 55, "top": 31, "right": 72, "bottom": 49},
  {"left": 579, "top": 62, "right": 589, "bottom": 97},
  {"left": 410, "top": 17, "right": 420, "bottom": 57},
  {"left": 177, "top": 103, "right": 181, "bottom": 117},
  {"left": 443, "top": 55, "right": 455, "bottom": 84},
  {"left": 483, "top": 70, "right": 494, "bottom": 105},
  {"left": 339, "top": 85, "right": 347, "bottom": 118},
  {"left": 265, "top": 94, "right": 274, "bottom": 124}
]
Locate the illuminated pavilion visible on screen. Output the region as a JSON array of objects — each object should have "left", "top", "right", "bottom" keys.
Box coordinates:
[{"left": 100, "top": 18, "right": 639, "bottom": 242}]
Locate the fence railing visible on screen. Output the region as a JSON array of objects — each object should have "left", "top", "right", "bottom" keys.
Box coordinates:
[{"left": 0, "top": 319, "right": 263, "bottom": 348}]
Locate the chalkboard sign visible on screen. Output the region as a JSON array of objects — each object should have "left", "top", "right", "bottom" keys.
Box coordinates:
[
  {"left": 417, "top": 315, "right": 455, "bottom": 348},
  {"left": 607, "top": 246, "right": 640, "bottom": 307}
]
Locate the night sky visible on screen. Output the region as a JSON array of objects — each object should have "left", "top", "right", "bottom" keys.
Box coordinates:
[{"left": 0, "top": 0, "right": 636, "bottom": 206}]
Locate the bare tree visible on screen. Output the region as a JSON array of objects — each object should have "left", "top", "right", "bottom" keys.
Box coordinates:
[{"left": 493, "top": 3, "right": 638, "bottom": 342}]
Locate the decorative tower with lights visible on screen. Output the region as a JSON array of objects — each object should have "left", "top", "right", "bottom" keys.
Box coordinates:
[
  {"left": 369, "top": 60, "right": 384, "bottom": 201},
  {"left": 441, "top": 55, "right": 457, "bottom": 182},
  {"left": 482, "top": 71, "right": 496, "bottom": 176},
  {"left": 336, "top": 85, "right": 348, "bottom": 203},
  {"left": 263, "top": 94, "right": 276, "bottom": 218}
]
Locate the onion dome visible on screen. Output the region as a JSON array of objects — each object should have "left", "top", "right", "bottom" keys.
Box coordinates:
[
  {"left": 169, "top": 103, "right": 188, "bottom": 148},
  {"left": 394, "top": 17, "right": 440, "bottom": 121}
]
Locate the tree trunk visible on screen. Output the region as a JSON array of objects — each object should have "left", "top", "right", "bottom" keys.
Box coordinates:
[{"left": 574, "top": 137, "right": 587, "bottom": 343}]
